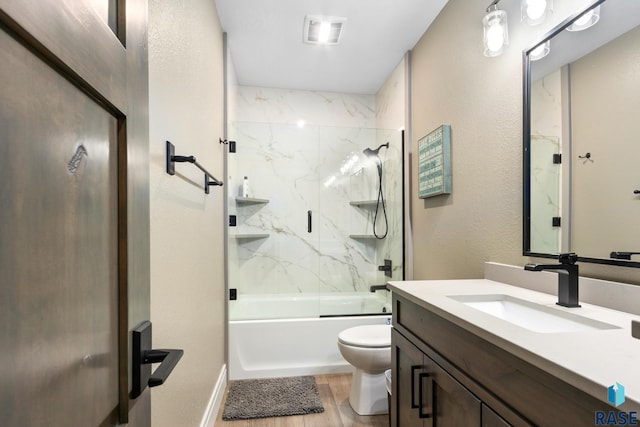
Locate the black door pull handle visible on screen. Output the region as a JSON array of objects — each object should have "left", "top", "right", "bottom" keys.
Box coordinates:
[
  {"left": 131, "top": 321, "right": 184, "bottom": 398},
  {"left": 308, "top": 210, "right": 312, "bottom": 233},
  {"left": 418, "top": 372, "right": 434, "bottom": 419},
  {"left": 145, "top": 348, "right": 184, "bottom": 387}
]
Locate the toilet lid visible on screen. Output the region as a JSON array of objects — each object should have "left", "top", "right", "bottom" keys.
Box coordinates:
[{"left": 338, "top": 325, "right": 391, "bottom": 348}]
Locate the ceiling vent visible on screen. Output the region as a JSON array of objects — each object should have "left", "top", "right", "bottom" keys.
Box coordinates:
[{"left": 303, "top": 15, "right": 346, "bottom": 45}]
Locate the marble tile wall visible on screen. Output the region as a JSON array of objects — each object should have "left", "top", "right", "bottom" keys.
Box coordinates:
[{"left": 227, "top": 85, "right": 404, "bottom": 301}]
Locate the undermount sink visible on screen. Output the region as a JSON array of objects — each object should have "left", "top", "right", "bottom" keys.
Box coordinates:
[{"left": 449, "top": 294, "right": 621, "bottom": 333}]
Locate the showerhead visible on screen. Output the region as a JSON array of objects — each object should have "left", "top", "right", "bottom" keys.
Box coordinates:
[{"left": 362, "top": 142, "right": 389, "bottom": 157}]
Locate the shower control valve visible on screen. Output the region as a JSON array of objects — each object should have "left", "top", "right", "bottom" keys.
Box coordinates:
[{"left": 378, "top": 259, "right": 392, "bottom": 278}]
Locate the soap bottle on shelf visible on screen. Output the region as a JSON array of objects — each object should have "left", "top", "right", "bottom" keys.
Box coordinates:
[{"left": 242, "top": 176, "right": 250, "bottom": 198}]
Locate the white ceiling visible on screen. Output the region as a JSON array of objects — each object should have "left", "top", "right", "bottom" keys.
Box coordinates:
[{"left": 214, "top": 0, "right": 449, "bottom": 94}]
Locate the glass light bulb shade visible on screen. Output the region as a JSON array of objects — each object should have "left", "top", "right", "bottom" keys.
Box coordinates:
[
  {"left": 483, "top": 9, "right": 508, "bottom": 57},
  {"left": 530, "top": 40, "right": 550, "bottom": 61},
  {"left": 567, "top": 5, "right": 600, "bottom": 31},
  {"left": 521, "top": 0, "right": 552, "bottom": 26}
]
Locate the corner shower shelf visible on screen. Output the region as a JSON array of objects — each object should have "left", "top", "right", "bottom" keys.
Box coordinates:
[
  {"left": 233, "top": 197, "right": 269, "bottom": 240},
  {"left": 233, "top": 233, "right": 270, "bottom": 240},
  {"left": 236, "top": 197, "right": 269, "bottom": 205},
  {"left": 349, "top": 200, "right": 378, "bottom": 208}
]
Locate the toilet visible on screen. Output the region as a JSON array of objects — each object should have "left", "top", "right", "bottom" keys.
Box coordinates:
[{"left": 337, "top": 324, "right": 392, "bottom": 415}]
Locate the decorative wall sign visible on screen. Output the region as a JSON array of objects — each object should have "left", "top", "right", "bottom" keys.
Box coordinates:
[{"left": 418, "top": 125, "right": 451, "bottom": 199}]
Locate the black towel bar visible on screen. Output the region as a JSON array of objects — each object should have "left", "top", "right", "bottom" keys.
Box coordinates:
[{"left": 166, "top": 140, "right": 223, "bottom": 193}]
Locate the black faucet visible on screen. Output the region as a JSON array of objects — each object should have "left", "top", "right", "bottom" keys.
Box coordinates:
[
  {"left": 524, "top": 253, "right": 580, "bottom": 308},
  {"left": 610, "top": 251, "right": 640, "bottom": 260},
  {"left": 370, "top": 284, "right": 389, "bottom": 292}
]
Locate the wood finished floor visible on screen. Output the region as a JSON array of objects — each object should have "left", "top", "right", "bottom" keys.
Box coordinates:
[{"left": 215, "top": 373, "right": 389, "bottom": 427}]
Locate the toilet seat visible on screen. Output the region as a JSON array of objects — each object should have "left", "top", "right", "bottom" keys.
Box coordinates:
[{"left": 338, "top": 325, "right": 391, "bottom": 348}]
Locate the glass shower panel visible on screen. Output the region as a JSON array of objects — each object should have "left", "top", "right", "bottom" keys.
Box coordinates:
[
  {"left": 228, "top": 121, "right": 321, "bottom": 320},
  {"left": 317, "top": 127, "right": 403, "bottom": 316},
  {"left": 227, "top": 123, "right": 403, "bottom": 321},
  {"left": 530, "top": 136, "right": 561, "bottom": 253}
]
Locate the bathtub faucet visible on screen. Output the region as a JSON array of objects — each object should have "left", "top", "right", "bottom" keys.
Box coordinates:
[{"left": 369, "top": 284, "right": 389, "bottom": 292}]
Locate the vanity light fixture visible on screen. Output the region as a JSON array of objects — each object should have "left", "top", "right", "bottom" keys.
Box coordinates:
[
  {"left": 521, "top": 0, "right": 553, "bottom": 26},
  {"left": 483, "top": 0, "right": 509, "bottom": 57},
  {"left": 567, "top": 5, "right": 600, "bottom": 31},
  {"left": 530, "top": 40, "right": 550, "bottom": 61}
]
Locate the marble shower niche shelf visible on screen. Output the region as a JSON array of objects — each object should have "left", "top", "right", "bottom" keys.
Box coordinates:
[
  {"left": 349, "top": 234, "right": 377, "bottom": 240},
  {"left": 233, "top": 234, "right": 270, "bottom": 240},
  {"left": 349, "top": 200, "right": 378, "bottom": 208},
  {"left": 236, "top": 197, "right": 269, "bottom": 205}
]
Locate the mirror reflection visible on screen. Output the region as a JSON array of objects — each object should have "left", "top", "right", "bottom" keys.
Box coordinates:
[{"left": 525, "top": 0, "right": 640, "bottom": 265}]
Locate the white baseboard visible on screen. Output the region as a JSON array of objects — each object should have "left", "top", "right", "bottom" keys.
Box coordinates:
[{"left": 200, "top": 364, "right": 227, "bottom": 427}]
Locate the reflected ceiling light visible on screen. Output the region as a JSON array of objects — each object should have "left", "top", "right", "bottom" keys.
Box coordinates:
[
  {"left": 323, "top": 175, "right": 336, "bottom": 188},
  {"left": 521, "top": 0, "right": 553, "bottom": 26},
  {"left": 567, "top": 5, "right": 600, "bottom": 31},
  {"left": 339, "top": 154, "right": 360, "bottom": 175},
  {"left": 483, "top": 1, "right": 509, "bottom": 57},
  {"left": 304, "top": 15, "right": 346, "bottom": 45},
  {"left": 530, "top": 40, "right": 550, "bottom": 61}
]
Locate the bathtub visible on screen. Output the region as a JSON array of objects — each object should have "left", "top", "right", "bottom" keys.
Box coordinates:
[{"left": 228, "top": 292, "right": 392, "bottom": 380}]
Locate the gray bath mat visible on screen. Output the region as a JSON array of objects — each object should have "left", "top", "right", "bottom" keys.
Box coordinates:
[{"left": 222, "top": 375, "right": 324, "bottom": 420}]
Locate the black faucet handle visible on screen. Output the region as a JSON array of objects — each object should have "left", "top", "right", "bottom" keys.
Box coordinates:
[{"left": 558, "top": 252, "right": 578, "bottom": 265}]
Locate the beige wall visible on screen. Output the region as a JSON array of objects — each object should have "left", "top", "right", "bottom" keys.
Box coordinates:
[
  {"left": 376, "top": 57, "right": 406, "bottom": 131},
  {"left": 410, "top": 0, "right": 639, "bottom": 284},
  {"left": 148, "top": 0, "right": 226, "bottom": 426},
  {"left": 570, "top": 25, "right": 640, "bottom": 261}
]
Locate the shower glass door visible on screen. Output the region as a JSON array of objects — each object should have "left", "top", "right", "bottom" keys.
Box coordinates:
[
  {"left": 227, "top": 122, "right": 403, "bottom": 320},
  {"left": 316, "top": 127, "right": 403, "bottom": 317}
]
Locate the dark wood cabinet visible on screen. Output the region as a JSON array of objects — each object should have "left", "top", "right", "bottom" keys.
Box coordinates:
[
  {"left": 482, "top": 405, "right": 512, "bottom": 427},
  {"left": 393, "top": 329, "right": 484, "bottom": 426},
  {"left": 394, "top": 329, "right": 425, "bottom": 426},
  {"left": 391, "top": 293, "right": 617, "bottom": 427}
]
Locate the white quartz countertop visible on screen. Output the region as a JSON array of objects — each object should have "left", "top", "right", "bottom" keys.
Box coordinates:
[{"left": 387, "top": 279, "right": 640, "bottom": 411}]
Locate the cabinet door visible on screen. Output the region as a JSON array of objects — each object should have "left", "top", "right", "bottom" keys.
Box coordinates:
[
  {"left": 482, "top": 404, "right": 512, "bottom": 427},
  {"left": 421, "top": 353, "right": 482, "bottom": 426},
  {"left": 393, "top": 329, "right": 482, "bottom": 427},
  {"left": 392, "top": 330, "right": 427, "bottom": 427}
]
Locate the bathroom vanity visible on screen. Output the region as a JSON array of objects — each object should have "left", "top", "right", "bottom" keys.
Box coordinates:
[{"left": 388, "top": 276, "right": 640, "bottom": 427}]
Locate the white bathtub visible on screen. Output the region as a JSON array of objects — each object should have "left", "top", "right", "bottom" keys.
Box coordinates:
[{"left": 228, "top": 292, "right": 392, "bottom": 380}]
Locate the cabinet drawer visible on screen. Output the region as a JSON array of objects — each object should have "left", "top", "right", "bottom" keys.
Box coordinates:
[{"left": 394, "top": 294, "right": 433, "bottom": 345}]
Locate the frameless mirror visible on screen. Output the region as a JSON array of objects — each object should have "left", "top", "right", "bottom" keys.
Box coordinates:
[{"left": 523, "top": 0, "right": 640, "bottom": 267}]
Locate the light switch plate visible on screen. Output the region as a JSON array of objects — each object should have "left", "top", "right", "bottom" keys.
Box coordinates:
[{"left": 632, "top": 320, "right": 640, "bottom": 339}]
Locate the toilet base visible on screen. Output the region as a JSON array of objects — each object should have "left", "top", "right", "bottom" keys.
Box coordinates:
[{"left": 349, "top": 369, "right": 389, "bottom": 415}]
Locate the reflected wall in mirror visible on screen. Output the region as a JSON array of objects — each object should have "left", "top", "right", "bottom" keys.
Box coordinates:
[{"left": 524, "top": 0, "right": 640, "bottom": 267}]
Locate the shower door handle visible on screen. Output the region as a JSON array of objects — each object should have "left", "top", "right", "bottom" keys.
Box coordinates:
[{"left": 307, "top": 210, "right": 312, "bottom": 233}]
